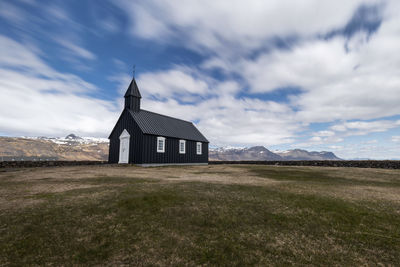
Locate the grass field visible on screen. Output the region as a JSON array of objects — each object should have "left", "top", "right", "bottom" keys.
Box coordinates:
[{"left": 1, "top": 164, "right": 399, "bottom": 266}]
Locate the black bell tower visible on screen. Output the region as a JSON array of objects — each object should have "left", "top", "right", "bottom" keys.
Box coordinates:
[{"left": 124, "top": 78, "right": 141, "bottom": 112}]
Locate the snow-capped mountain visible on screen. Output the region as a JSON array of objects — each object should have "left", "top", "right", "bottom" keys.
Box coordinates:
[
  {"left": 23, "top": 134, "right": 109, "bottom": 145},
  {"left": 209, "top": 146, "right": 341, "bottom": 161},
  {"left": 1, "top": 134, "right": 341, "bottom": 162},
  {"left": 1, "top": 134, "right": 109, "bottom": 161},
  {"left": 210, "top": 146, "right": 283, "bottom": 161},
  {"left": 275, "top": 149, "right": 341, "bottom": 160}
]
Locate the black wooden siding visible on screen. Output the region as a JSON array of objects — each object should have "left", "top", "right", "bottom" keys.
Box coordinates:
[
  {"left": 108, "top": 109, "right": 144, "bottom": 164},
  {"left": 141, "top": 135, "right": 208, "bottom": 164},
  {"left": 109, "top": 110, "right": 209, "bottom": 164}
]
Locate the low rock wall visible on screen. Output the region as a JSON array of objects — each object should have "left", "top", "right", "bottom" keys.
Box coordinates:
[
  {"left": 0, "top": 161, "right": 107, "bottom": 169},
  {"left": 1, "top": 160, "right": 399, "bottom": 169}
]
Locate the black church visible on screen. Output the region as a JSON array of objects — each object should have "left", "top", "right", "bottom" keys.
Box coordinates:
[{"left": 108, "top": 77, "right": 209, "bottom": 166}]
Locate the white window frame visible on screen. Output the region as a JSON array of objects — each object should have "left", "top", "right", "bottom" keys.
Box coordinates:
[
  {"left": 196, "top": 142, "right": 202, "bottom": 155},
  {"left": 179, "top": 140, "right": 186, "bottom": 154},
  {"left": 157, "top": 137, "right": 165, "bottom": 153}
]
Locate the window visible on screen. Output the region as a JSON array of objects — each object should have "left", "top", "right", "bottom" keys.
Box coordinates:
[
  {"left": 179, "top": 140, "right": 186, "bottom": 154},
  {"left": 157, "top": 137, "right": 165, "bottom": 153},
  {"left": 196, "top": 142, "right": 202, "bottom": 155}
]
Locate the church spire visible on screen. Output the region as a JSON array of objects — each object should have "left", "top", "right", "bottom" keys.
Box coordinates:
[{"left": 124, "top": 77, "right": 141, "bottom": 112}]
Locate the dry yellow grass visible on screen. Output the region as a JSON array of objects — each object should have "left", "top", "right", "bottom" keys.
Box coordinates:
[
  {"left": 0, "top": 164, "right": 399, "bottom": 265},
  {"left": 3, "top": 164, "right": 399, "bottom": 203}
]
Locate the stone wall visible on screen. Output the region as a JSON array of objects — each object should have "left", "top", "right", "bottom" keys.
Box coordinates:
[
  {"left": 0, "top": 161, "right": 107, "bottom": 169},
  {"left": 1, "top": 160, "right": 400, "bottom": 169},
  {"left": 209, "top": 160, "right": 400, "bottom": 169}
]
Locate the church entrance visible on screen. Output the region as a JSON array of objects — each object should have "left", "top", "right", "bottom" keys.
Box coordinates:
[{"left": 118, "top": 129, "right": 130, "bottom": 163}]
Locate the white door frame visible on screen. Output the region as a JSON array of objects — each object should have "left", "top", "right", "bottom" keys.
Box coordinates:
[{"left": 118, "top": 129, "right": 130, "bottom": 164}]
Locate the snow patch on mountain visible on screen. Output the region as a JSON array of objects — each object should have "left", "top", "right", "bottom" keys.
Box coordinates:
[
  {"left": 210, "top": 146, "right": 341, "bottom": 161},
  {"left": 22, "top": 134, "right": 109, "bottom": 145}
]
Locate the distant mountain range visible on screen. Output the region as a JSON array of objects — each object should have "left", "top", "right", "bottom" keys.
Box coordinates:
[
  {"left": 209, "top": 146, "right": 341, "bottom": 161},
  {"left": 0, "top": 134, "right": 109, "bottom": 161},
  {"left": 0, "top": 134, "right": 341, "bottom": 161},
  {"left": 275, "top": 148, "right": 341, "bottom": 160}
]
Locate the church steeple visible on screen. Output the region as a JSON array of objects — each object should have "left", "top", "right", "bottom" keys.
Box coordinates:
[{"left": 124, "top": 77, "right": 141, "bottom": 112}]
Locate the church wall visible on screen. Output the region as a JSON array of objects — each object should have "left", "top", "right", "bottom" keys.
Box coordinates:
[
  {"left": 108, "top": 109, "right": 143, "bottom": 164},
  {"left": 141, "top": 134, "right": 208, "bottom": 164}
]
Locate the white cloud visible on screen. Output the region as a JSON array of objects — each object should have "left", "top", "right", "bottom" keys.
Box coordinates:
[
  {"left": 110, "top": 0, "right": 400, "bottom": 151},
  {"left": 330, "top": 120, "right": 400, "bottom": 136},
  {"left": 135, "top": 68, "right": 301, "bottom": 147},
  {"left": 113, "top": 0, "right": 400, "bottom": 127},
  {"left": 293, "top": 118, "right": 400, "bottom": 151},
  {"left": 1, "top": 1, "right": 98, "bottom": 68},
  {"left": 329, "top": 145, "right": 344, "bottom": 150},
  {"left": 55, "top": 38, "right": 97, "bottom": 60},
  {"left": 310, "top": 136, "right": 322, "bottom": 142},
  {"left": 325, "top": 142, "right": 400, "bottom": 160},
  {"left": 331, "top": 124, "right": 348, "bottom": 132},
  {"left": 45, "top": 5, "right": 70, "bottom": 21},
  {"left": 112, "top": 58, "right": 127, "bottom": 70},
  {"left": 313, "top": 130, "right": 335, "bottom": 137},
  {"left": 215, "top": 2, "right": 400, "bottom": 125},
  {"left": 234, "top": 32, "right": 400, "bottom": 123},
  {"left": 392, "top": 136, "right": 400, "bottom": 142},
  {"left": 43, "top": 4, "right": 85, "bottom": 32},
  {"left": 0, "top": 35, "right": 118, "bottom": 137},
  {"left": 0, "top": 36, "right": 95, "bottom": 92},
  {"left": 2, "top": 0, "right": 400, "bottom": 160},
  {"left": 138, "top": 67, "right": 211, "bottom": 100},
  {"left": 115, "top": 0, "right": 379, "bottom": 56},
  {"left": 294, "top": 135, "right": 344, "bottom": 148},
  {"left": 296, "top": 119, "right": 400, "bottom": 149},
  {"left": 143, "top": 96, "right": 300, "bottom": 147}
]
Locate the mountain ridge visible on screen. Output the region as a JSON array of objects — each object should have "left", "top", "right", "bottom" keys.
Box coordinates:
[
  {"left": 209, "top": 146, "right": 341, "bottom": 161},
  {"left": 0, "top": 135, "right": 109, "bottom": 161},
  {"left": 0, "top": 134, "right": 341, "bottom": 161}
]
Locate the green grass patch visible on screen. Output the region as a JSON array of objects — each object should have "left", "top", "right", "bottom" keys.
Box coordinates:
[
  {"left": 192, "top": 171, "right": 235, "bottom": 175},
  {"left": 1, "top": 173, "right": 400, "bottom": 265},
  {"left": 245, "top": 165, "right": 400, "bottom": 187}
]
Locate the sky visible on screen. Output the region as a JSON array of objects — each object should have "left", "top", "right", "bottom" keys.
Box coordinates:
[{"left": 0, "top": 0, "right": 400, "bottom": 159}]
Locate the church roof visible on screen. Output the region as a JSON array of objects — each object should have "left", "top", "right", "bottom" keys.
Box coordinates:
[
  {"left": 124, "top": 78, "right": 141, "bottom": 98},
  {"left": 128, "top": 109, "right": 209, "bottom": 142}
]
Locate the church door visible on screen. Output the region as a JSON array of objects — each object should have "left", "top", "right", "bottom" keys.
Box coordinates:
[{"left": 118, "top": 129, "right": 130, "bottom": 164}]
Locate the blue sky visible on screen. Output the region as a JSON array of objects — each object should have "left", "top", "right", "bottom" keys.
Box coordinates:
[{"left": 0, "top": 0, "right": 399, "bottom": 159}]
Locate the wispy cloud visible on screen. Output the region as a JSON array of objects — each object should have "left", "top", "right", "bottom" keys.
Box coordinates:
[
  {"left": 0, "top": 1, "right": 27, "bottom": 25},
  {"left": 135, "top": 65, "right": 301, "bottom": 147},
  {"left": 331, "top": 120, "right": 400, "bottom": 136},
  {"left": 55, "top": 38, "right": 97, "bottom": 60},
  {"left": 0, "top": 35, "right": 117, "bottom": 137},
  {"left": 1, "top": 0, "right": 400, "bottom": 160},
  {"left": 138, "top": 67, "right": 211, "bottom": 100},
  {"left": 115, "top": 0, "right": 374, "bottom": 56}
]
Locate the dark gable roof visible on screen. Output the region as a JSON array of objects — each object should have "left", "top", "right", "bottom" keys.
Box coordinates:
[{"left": 128, "top": 109, "right": 209, "bottom": 142}]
